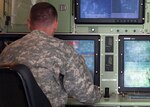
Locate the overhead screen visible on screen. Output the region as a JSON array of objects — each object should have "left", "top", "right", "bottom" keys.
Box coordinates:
[
  {"left": 119, "top": 35, "right": 150, "bottom": 93},
  {"left": 75, "top": 0, "right": 145, "bottom": 24}
]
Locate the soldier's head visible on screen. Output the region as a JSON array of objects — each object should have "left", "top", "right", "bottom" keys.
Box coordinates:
[{"left": 28, "top": 2, "right": 58, "bottom": 36}]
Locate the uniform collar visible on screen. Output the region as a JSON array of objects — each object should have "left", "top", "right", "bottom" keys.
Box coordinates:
[{"left": 31, "top": 30, "right": 53, "bottom": 39}]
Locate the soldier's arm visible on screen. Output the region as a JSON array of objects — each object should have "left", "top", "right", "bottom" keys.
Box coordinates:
[{"left": 63, "top": 54, "right": 101, "bottom": 104}]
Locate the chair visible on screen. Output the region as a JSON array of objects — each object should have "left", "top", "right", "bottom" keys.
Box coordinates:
[{"left": 0, "top": 64, "right": 51, "bottom": 107}]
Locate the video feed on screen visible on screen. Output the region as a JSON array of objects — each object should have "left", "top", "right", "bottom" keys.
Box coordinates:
[
  {"left": 66, "top": 40, "right": 95, "bottom": 77},
  {"left": 80, "top": 0, "right": 139, "bottom": 19},
  {"left": 124, "top": 41, "right": 150, "bottom": 87}
]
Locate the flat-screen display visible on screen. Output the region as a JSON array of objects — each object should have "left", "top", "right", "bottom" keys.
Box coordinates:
[
  {"left": 55, "top": 34, "right": 100, "bottom": 86},
  {"left": 75, "top": 0, "right": 145, "bottom": 24},
  {"left": 0, "top": 33, "right": 100, "bottom": 86},
  {"left": 0, "top": 33, "right": 25, "bottom": 53},
  {"left": 118, "top": 35, "right": 150, "bottom": 93},
  {"left": 66, "top": 40, "right": 95, "bottom": 76}
]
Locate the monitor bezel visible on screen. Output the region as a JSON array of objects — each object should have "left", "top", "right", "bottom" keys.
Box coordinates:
[
  {"left": 75, "top": 0, "right": 145, "bottom": 24},
  {"left": 118, "top": 35, "right": 150, "bottom": 93},
  {"left": 55, "top": 34, "right": 100, "bottom": 86},
  {"left": 0, "top": 33, "right": 26, "bottom": 40}
]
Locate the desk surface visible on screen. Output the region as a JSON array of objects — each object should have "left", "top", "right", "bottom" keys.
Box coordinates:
[{"left": 67, "top": 94, "right": 150, "bottom": 106}]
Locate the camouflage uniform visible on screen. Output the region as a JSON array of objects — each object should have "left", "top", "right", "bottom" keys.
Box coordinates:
[{"left": 0, "top": 30, "right": 101, "bottom": 107}]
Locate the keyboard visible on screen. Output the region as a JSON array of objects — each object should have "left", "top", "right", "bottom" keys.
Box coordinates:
[{"left": 128, "top": 94, "right": 150, "bottom": 99}]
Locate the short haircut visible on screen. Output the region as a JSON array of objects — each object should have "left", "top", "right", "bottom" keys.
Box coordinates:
[{"left": 30, "top": 2, "right": 58, "bottom": 27}]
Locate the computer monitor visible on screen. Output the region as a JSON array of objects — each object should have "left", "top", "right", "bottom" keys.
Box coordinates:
[
  {"left": 118, "top": 35, "right": 150, "bottom": 93},
  {"left": 75, "top": 0, "right": 145, "bottom": 24},
  {"left": 0, "top": 33, "right": 26, "bottom": 53},
  {"left": 55, "top": 34, "right": 100, "bottom": 86},
  {"left": 0, "top": 33, "right": 100, "bottom": 86}
]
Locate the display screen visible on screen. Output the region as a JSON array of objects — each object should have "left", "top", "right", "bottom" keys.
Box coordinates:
[
  {"left": 66, "top": 40, "right": 95, "bottom": 76},
  {"left": 119, "top": 35, "right": 150, "bottom": 92},
  {"left": 55, "top": 34, "right": 100, "bottom": 86},
  {"left": 0, "top": 33, "right": 100, "bottom": 86},
  {"left": 75, "top": 0, "right": 144, "bottom": 24},
  {"left": 80, "top": 0, "right": 139, "bottom": 19},
  {"left": 124, "top": 41, "right": 150, "bottom": 87},
  {"left": 0, "top": 33, "right": 25, "bottom": 54}
]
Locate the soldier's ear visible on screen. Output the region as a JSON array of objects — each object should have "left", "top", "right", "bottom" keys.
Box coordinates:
[
  {"left": 27, "top": 19, "right": 32, "bottom": 31},
  {"left": 53, "top": 20, "right": 58, "bottom": 32}
]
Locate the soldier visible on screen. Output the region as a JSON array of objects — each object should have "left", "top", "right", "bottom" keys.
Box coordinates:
[{"left": 0, "top": 2, "right": 101, "bottom": 107}]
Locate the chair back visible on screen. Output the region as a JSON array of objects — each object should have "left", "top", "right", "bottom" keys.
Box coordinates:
[{"left": 0, "top": 64, "right": 51, "bottom": 107}]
